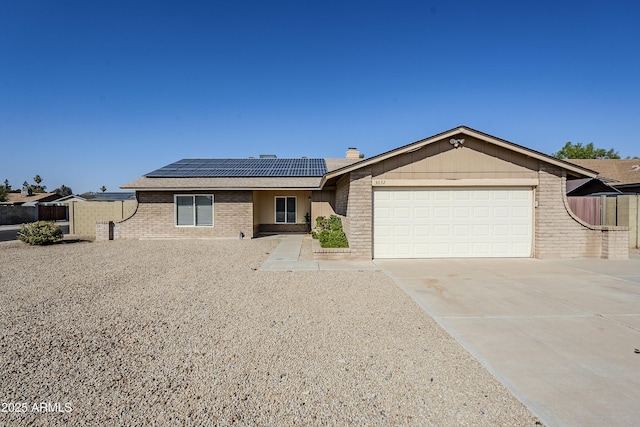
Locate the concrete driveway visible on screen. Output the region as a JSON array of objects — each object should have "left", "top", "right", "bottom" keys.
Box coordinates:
[{"left": 376, "top": 255, "right": 640, "bottom": 427}]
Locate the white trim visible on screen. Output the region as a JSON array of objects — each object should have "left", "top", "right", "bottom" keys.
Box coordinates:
[
  {"left": 274, "top": 196, "right": 297, "bottom": 224},
  {"left": 174, "top": 194, "right": 214, "bottom": 227},
  {"left": 372, "top": 178, "right": 540, "bottom": 187}
]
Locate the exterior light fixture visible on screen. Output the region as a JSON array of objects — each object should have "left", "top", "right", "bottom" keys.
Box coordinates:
[{"left": 449, "top": 138, "right": 465, "bottom": 148}]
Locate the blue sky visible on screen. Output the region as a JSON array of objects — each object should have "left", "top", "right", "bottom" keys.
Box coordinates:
[{"left": 1, "top": 1, "right": 638, "bottom": 194}]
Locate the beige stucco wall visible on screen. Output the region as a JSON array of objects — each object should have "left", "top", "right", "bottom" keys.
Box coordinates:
[
  {"left": 114, "top": 191, "right": 253, "bottom": 239},
  {"left": 69, "top": 200, "right": 137, "bottom": 237},
  {"left": 371, "top": 136, "right": 538, "bottom": 180},
  {"left": 310, "top": 190, "right": 337, "bottom": 222},
  {"left": 252, "top": 190, "right": 312, "bottom": 225}
]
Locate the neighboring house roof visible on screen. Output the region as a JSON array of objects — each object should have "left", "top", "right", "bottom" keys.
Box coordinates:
[
  {"left": 321, "top": 126, "right": 597, "bottom": 185},
  {"left": 80, "top": 192, "right": 136, "bottom": 201},
  {"left": 566, "top": 178, "right": 621, "bottom": 196},
  {"left": 3, "top": 192, "right": 61, "bottom": 205},
  {"left": 567, "top": 159, "right": 640, "bottom": 186},
  {"left": 54, "top": 194, "right": 88, "bottom": 203}
]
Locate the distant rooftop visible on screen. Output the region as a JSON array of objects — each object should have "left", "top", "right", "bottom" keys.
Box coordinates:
[
  {"left": 81, "top": 192, "right": 136, "bottom": 201},
  {"left": 145, "top": 158, "right": 328, "bottom": 178}
]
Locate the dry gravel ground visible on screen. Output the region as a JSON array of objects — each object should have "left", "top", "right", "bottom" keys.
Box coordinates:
[{"left": 0, "top": 239, "right": 539, "bottom": 426}]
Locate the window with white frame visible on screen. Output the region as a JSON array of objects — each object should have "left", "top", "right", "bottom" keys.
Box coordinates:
[
  {"left": 275, "top": 196, "right": 296, "bottom": 223},
  {"left": 175, "top": 195, "right": 213, "bottom": 226}
]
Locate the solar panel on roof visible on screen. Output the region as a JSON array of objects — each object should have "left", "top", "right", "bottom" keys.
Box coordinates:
[{"left": 144, "top": 158, "right": 328, "bottom": 178}]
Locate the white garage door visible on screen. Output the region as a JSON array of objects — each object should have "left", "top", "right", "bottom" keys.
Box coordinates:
[{"left": 374, "top": 188, "right": 533, "bottom": 258}]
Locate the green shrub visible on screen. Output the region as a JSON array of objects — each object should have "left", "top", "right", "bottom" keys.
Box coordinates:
[
  {"left": 328, "top": 214, "right": 343, "bottom": 232},
  {"left": 315, "top": 215, "right": 329, "bottom": 231},
  {"left": 19, "top": 221, "right": 63, "bottom": 245},
  {"left": 318, "top": 229, "right": 349, "bottom": 248},
  {"left": 314, "top": 215, "right": 349, "bottom": 248}
]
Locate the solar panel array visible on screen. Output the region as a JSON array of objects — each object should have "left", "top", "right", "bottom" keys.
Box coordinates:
[{"left": 145, "top": 158, "right": 328, "bottom": 178}]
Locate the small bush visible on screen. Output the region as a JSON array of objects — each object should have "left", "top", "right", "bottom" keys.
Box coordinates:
[
  {"left": 328, "top": 215, "right": 343, "bottom": 232},
  {"left": 19, "top": 221, "right": 63, "bottom": 245},
  {"left": 313, "top": 215, "right": 349, "bottom": 248},
  {"left": 315, "top": 215, "right": 329, "bottom": 232},
  {"left": 318, "top": 229, "right": 349, "bottom": 248}
]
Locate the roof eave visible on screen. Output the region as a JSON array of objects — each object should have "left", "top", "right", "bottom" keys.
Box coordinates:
[{"left": 120, "top": 186, "right": 322, "bottom": 191}]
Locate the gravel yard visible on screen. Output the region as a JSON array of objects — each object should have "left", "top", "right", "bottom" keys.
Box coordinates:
[{"left": 1, "top": 239, "right": 538, "bottom": 426}]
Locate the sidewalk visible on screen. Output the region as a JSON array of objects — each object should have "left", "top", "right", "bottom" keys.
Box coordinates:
[{"left": 259, "top": 234, "right": 378, "bottom": 271}]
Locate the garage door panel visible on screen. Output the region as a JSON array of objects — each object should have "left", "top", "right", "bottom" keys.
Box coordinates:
[
  {"left": 454, "top": 191, "right": 470, "bottom": 200},
  {"left": 414, "top": 225, "right": 430, "bottom": 237},
  {"left": 414, "top": 207, "right": 429, "bottom": 218},
  {"left": 492, "top": 224, "right": 510, "bottom": 236},
  {"left": 513, "top": 224, "right": 530, "bottom": 236},
  {"left": 433, "top": 224, "right": 449, "bottom": 236},
  {"left": 376, "top": 225, "right": 391, "bottom": 237},
  {"left": 374, "top": 188, "right": 532, "bottom": 258},
  {"left": 493, "top": 206, "right": 510, "bottom": 218},
  {"left": 394, "top": 225, "right": 411, "bottom": 237},
  {"left": 513, "top": 206, "right": 530, "bottom": 217},
  {"left": 474, "top": 206, "right": 490, "bottom": 217},
  {"left": 453, "top": 206, "right": 470, "bottom": 218},
  {"left": 472, "top": 224, "right": 490, "bottom": 236}
]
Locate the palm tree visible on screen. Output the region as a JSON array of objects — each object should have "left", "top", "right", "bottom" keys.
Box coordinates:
[{"left": 100, "top": 186, "right": 107, "bottom": 192}]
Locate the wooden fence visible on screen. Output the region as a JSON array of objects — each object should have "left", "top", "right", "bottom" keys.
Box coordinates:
[
  {"left": 568, "top": 195, "right": 639, "bottom": 248},
  {"left": 38, "top": 205, "right": 67, "bottom": 221},
  {"left": 568, "top": 197, "right": 601, "bottom": 225}
]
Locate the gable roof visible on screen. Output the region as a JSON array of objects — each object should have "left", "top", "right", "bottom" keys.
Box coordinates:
[
  {"left": 122, "top": 126, "right": 599, "bottom": 191},
  {"left": 321, "top": 125, "right": 597, "bottom": 185},
  {"left": 567, "top": 159, "right": 640, "bottom": 186},
  {"left": 566, "top": 178, "right": 621, "bottom": 196}
]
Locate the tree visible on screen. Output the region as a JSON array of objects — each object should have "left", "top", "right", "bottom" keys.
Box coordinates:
[
  {"left": 0, "top": 184, "right": 7, "bottom": 202},
  {"left": 3, "top": 179, "right": 10, "bottom": 190},
  {"left": 30, "top": 175, "right": 47, "bottom": 193},
  {"left": 54, "top": 185, "right": 73, "bottom": 197},
  {"left": 100, "top": 186, "right": 107, "bottom": 192},
  {"left": 552, "top": 142, "right": 620, "bottom": 159}
]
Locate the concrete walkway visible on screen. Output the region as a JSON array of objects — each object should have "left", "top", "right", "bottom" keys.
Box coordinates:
[
  {"left": 376, "top": 257, "right": 640, "bottom": 427},
  {"left": 259, "top": 234, "right": 378, "bottom": 271}
]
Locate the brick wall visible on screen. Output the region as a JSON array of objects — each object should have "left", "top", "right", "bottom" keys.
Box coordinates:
[
  {"left": 344, "top": 168, "right": 372, "bottom": 260},
  {"left": 114, "top": 191, "right": 253, "bottom": 239},
  {"left": 535, "top": 163, "right": 628, "bottom": 259},
  {"left": 601, "top": 227, "right": 629, "bottom": 260},
  {"left": 95, "top": 221, "right": 113, "bottom": 241}
]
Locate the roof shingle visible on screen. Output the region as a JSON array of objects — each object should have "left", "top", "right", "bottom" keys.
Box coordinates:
[{"left": 567, "top": 159, "right": 640, "bottom": 185}]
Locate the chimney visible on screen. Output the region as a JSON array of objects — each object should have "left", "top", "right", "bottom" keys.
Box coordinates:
[
  {"left": 345, "top": 147, "right": 360, "bottom": 159},
  {"left": 21, "top": 184, "right": 33, "bottom": 197}
]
